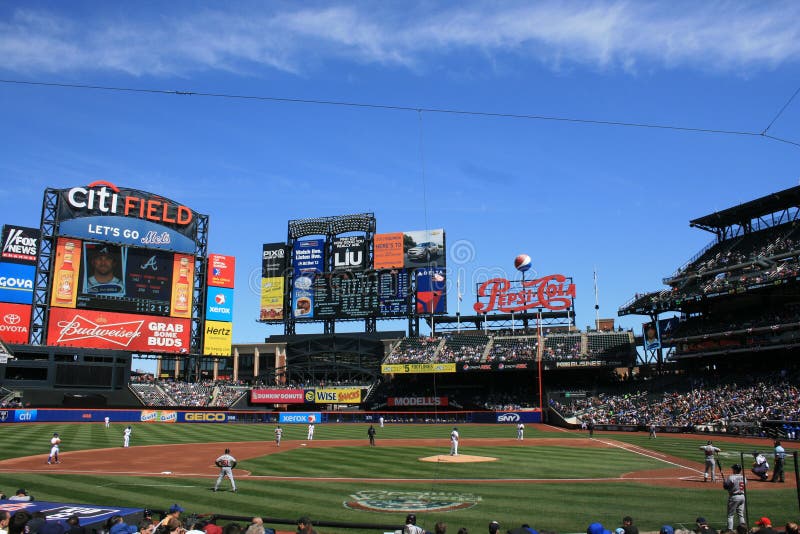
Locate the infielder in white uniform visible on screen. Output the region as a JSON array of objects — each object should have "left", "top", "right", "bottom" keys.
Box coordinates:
[
  {"left": 379, "top": 416, "right": 384, "bottom": 428},
  {"left": 274, "top": 425, "right": 283, "bottom": 447},
  {"left": 307, "top": 423, "right": 315, "bottom": 440},
  {"left": 48, "top": 433, "right": 61, "bottom": 464},
  {"left": 213, "top": 448, "right": 237, "bottom": 492},
  {"left": 123, "top": 426, "right": 132, "bottom": 448},
  {"left": 517, "top": 423, "right": 525, "bottom": 440},
  {"left": 700, "top": 440, "right": 721, "bottom": 482},
  {"left": 450, "top": 427, "right": 459, "bottom": 456},
  {"left": 104, "top": 416, "right": 110, "bottom": 428}
]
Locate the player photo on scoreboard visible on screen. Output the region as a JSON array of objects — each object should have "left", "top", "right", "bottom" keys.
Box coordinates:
[{"left": 79, "top": 242, "right": 126, "bottom": 297}]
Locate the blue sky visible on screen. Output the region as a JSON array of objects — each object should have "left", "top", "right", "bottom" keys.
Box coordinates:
[{"left": 1, "top": 1, "right": 800, "bottom": 345}]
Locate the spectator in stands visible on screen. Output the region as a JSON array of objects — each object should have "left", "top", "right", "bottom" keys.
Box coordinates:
[
  {"left": 621, "top": 517, "right": 638, "bottom": 534},
  {"left": 753, "top": 518, "right": 777, "bottom": 534},
  {"left": 296, "top": 517, "right": 317, "bottom": 534},
  {"left": 66, "top": 515, "right": 87, "bottom": 534},
  {"left": 8, "top": 489, "right": 32, "bottom": 502},
  {"left": 137, "top": 522, "right": 154, "bottom": 534},
  {"left": 109, "top": 516, "right": 138, "bottom": 534},
  {"left": 244, "top": 519, "right": 264, "bottom": 534},
  {"left": 694, "top": 517, "right": 716, "bottom": 534},
  {"left": 0, "top": 511, "right": 10, "bottom": 534},
  {"left": 159, "top": 505, "right": 184, "bottom": 529},
  {"left": 8, "top": 511, "right": 32, "bottom": 534}
]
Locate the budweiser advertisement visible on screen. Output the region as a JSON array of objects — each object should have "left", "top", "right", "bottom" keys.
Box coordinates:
[
  {"left": 47, "top": 307, "right": 190, "bottom": 353},
  {"left": 0, "top": 302, "right": 31, "bottom": 344}
]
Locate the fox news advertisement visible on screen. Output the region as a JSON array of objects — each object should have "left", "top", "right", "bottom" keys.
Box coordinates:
[{"left": 1, "top": 225, "right": 40, "bottom": 265}]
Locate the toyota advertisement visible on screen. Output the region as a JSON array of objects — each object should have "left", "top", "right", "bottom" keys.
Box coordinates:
[
  {"left": 0, "top": 302, "right": 31, "bottom": 344},
  {"left": 46, "top": 307, "right": 191, "bottom": 353}
]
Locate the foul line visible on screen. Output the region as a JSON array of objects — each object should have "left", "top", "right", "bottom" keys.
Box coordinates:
[{"left": 592, "top": 438, "right": 703, "bottom": 475}]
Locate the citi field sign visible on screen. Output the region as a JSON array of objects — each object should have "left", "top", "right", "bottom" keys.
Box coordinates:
[{"left": 55, "top": 181, "right": 201, "bottom": 253}]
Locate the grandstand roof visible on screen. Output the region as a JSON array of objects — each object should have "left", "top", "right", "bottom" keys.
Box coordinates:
[{"left": 690, "top": 185, "right": 800, "bottom": 232}]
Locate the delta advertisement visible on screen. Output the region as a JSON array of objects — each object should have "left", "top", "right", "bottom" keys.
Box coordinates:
[
  {"left": 250, "top": 389, "right": 305, "bottom": 404},
  {"left": 381, "top": 363, "right": 456, "bottom": 374},
  {"left": 1, "top": 225, "right": 40, "bottom": 265},
  {"left": 46, "top": 307, "right": 191, "bottom": 353},
  {"left": 0, "top": 262, "right": 35, "bottom": 305},
  {"left": 208, "top": 254, "right": 235, "bottom": 288},
  {"left": 0, "top": 302, "right": 32, "bottom": 344},
  {"left": 416, "top": 267, "right": 447, "bottom": 314},
  {"left": 56, "top": 181, "right": 200, "bottom": 253},
  {"left": 203, "top": 320, "right": 232, "bottom": 356}
]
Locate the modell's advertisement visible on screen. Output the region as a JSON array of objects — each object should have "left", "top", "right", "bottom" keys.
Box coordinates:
[
  {"left": 47, "top": 307, "right": 190, "bottom": 353},
  {"left": 1, "top": 225, "right": 40, "bottom": 265},
  {"left": 56, "top": 181, "right": 199, "bottom": 253},
  {"left": 0, "top": 302, "right": 32, "bottom": 344},
  {"left": 168, "top": 254, "right": 194, "bottom": 319},
  {"left": 49, "top": 238, "right": 83, "bottom": 309}
]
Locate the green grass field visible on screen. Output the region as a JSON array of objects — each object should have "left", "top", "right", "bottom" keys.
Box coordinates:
[{"left": 0, "top": 423, "right": 796, "bottom": 534}]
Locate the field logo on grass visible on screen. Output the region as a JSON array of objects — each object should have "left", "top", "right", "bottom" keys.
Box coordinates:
[{"left": 344, "top": 490, "right": 481, "bottom": 512}]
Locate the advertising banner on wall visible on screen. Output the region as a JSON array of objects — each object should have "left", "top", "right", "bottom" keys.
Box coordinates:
[
  {"left": 381, "top": 363, "right": 456, "bottom": 374},
  {"left": 169, "top": 254, "right": 194, "bottom": 319},
  {"left": 49, "top": 238, "right": 83, "bottom": 308},
  {"left": 291, "top": 275, "right": 314, "bottom": 319},
  {"left": 388, "top": 396, "right": 449, "bottom": 407},
  {"left": 0, "top": 262, "right": 35, "bottom": 305},
  {"left": 0, "top": 302, "right": 31, "bottom": 344},
  {"left": 260, "top": 277, "right": 285, "bottom": 321},
  {"left": 58, "top": 216, "right": 196, "bottom": 254},
  {"left": 262, "top": 243, "right": 287, "bottom": 277},
  {"left": 416, "top": 267, "right": 447, "bottom": 314},
  {"left": 208, "top": 253, "right": 235, "bottom": 288},
  {"left": 47, "top": 307, "right": 191, "bottom": 353},
  {"left": 1, "top": 225, "right": 40, "bottom": 265},
  {"left": 203, "top": 320, "right": 232, "bottom": 356},
  {"left": 403, "top": 229, "right": 446, "bottom": 267},
  {"left": 57, "top": 181, "right": 198, "bottom": 244},
  {"left": 373, "top": 233, "right": 404, "bottom": 269},
  {"left": 206, "top": 287, "right": 234, "bottom": 322},
  {"left": 279, "top": 412, "right": 322, "bottom": 424},
  {"left": 251, "top": 389, "right": 305, "bottom": 404},
  {"left": 292, "top": 239, "right": 325, "bottom": 276},
  {"left": 332, "top": 236, "right": 366, "bottom": 271},
  {"left": 305, "top": 388, "right": 362, "bottom": 404}
]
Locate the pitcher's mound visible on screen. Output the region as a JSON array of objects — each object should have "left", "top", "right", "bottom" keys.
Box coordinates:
[{"left": 420, "top": 454, "right": 498, "bottom": 463}]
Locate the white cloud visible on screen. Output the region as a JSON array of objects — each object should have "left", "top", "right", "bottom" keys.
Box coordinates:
[{"left": 0, "top": 2, "right": 798, "bottom": 77}]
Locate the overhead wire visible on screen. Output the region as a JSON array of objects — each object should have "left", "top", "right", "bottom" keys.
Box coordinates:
[
  {"left": 761, "top": 84, "right": 800, "bottom": 135},
  {"left": 1, "top": 78, "right": 799, "bottom": 148}
]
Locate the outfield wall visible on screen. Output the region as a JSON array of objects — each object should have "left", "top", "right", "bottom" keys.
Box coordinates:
[{"left": 0, "top": 408, "right": 541, "bottom": 424}]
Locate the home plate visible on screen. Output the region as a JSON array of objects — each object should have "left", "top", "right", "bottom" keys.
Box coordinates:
[{"left": 420, "top": 455, "right": 497, "bottom": 463}]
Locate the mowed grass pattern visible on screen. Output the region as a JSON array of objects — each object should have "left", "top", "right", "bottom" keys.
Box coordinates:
[{"left": 0, "top": 423, "right": 797, "bottom": 534}]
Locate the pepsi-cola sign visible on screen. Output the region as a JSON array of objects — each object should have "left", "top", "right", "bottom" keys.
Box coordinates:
[{"left": 473, "top": 274, "right": 576, "bottom": 313}]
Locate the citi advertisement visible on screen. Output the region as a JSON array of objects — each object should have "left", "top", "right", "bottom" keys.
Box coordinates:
[
  {"left": 292, "top": 239, "right": 324, "bottom": 276},
  {"left": 416, "top": 267, "right": 447, "bottom": 314},
  {"left": 381, "top": 363, "right": 456, "bottom": 374},
  {"left": 49, "top": 238, "right": 83, "bottom": 308},
  {"left": 57, "top": 181, "right": 199, "bottom": 242},
  {"left": 0, "top": 262, "right": 36, "bottom": 305},
  {"left": 58, "top": 216, "right": 196, "bottom": 254},
  {"left": 169, "top": 254, "right": 194, "bottom": 319},
  {"left": 305, "top": 388, "right": 362, "bottom": 404},
  {"left": 14, "top": 409, "right": 38, "bottom": 422},
  {"left": 203, "top": 320, "right": 232, "bottom": 356},
  {"left": 208, "top": 253, "right": 235, "bottom": 288},
  {"left": 250, "top": 389, "right": 305, "bottom": 404},
  {"left": 0, "top": 302, "right": 32, "bottom": 344},
  {"left": 206, "top": 287, "right": 234, "bottom": 322},
  {"left": 140, "top": 410, "right": 178, "bottom": 423},
  {"left": 279, "top": 412, "right": 322, "bottom": 424},
  {"left": 260, "top": 277, "right": 285, "bottom": 321},
  {"left": 47, "top": 308, "right": 190, "bottom": 353},
  {"left": 1, "top": 225, "right": 40, "bottom": 265}
]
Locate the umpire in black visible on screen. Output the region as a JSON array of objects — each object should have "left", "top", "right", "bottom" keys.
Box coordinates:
[{"left": 771, "top": 440, "right": 786, "bottom": 483}]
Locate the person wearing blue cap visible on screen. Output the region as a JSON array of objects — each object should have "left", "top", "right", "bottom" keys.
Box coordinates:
[
  {"left": 158, "top": 505, "right": 183, "bottom": 528},
  {"left": 659, "top": 526, "right": 674, "bottom": 534},
  {"left": 587, "top": 522, "right": 612, "bottom": 534}
]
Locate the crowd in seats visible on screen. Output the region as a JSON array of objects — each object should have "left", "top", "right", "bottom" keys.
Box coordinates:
[
  {"left": 488, "top": 336, "right": 538, "bottom": 362},
  {"left": 542, "top": 334, "right": 582, "bottom": 360},
  {"left": 384, "top": 337, "right": 440, "bottom": 363},
  {"left": 129, "top": 380, "right": 248, "bottom": 408},
  {"left": 129, "top": 383, "right": 171, "bottom": 406},
  {"left": 587, "top": 332, "right": 634, "bottom": 357},
  {"left": 570, "top": 372, "right": 800, "bottom": 429},
  {"left": 438, "top": 334, "right": 489, "bottom": 363}
]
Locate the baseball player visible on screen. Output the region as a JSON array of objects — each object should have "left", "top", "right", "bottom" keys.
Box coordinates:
[
  {"left": 47, "top": 433, "right": 61, "bottom": 464},
  {"left": 123, "top": 426, "right": 132, "bottom": 448},
  {"left": 723, "top": 463, "right": 746, "bottom": 530},
  {"left": 751, "top": 451, "right": 769, "bottom": 481},
  {"left": 450, "top": 426, "right": 459, "bottom": 456},
  {"left": 700, "top": 440, "right": 721, "bottom": 482},
  {"left": 307, "top": 423, "right": 315, "bottom": 440},
  {"left": 105, "top": 416, "right": 110, "bottom": 429},
  {"left": 404, "top": 514, "right": 425, "bottom": 534},
  {"left": 274, "top": 425, "right": 283, "bottom": 447},
  {"left": 517, "top": 423, "right": 525, "bottom": 441},
  {"left": 649, "top": 423, "right": 657, "bottom": 439},
  {"left": 213, "top": 448, "right": 237, "bottom": 492},
  {"left": 368, "top": 425, "right": 376, "bottom": 446},
  {"left": 379, "top": 416, "right": 384, "bottom": 428}
]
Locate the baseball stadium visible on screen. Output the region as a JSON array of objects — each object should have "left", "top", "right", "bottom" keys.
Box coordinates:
[{"left": 1, "top": 183, "right": 799, "bottom": 534}]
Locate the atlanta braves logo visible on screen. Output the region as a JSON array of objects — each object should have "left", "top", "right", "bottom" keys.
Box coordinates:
[{"left": 140, "top": 256, "right": 159, "bottom": 271}]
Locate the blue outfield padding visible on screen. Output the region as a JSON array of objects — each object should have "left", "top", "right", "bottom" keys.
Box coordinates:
[{"left": 0, "top": 500, "right": 143, "bottom": 531}]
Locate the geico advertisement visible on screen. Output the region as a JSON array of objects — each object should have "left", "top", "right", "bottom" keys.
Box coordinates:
[
  {"left": 180, "top": 412, "right": 230, "bottom": 423},
  {"left": 140, "top": 410, "right": 178, "bottom": 423},
  {"left": 279, "top": 412, "right": 321, "bottom": 424},
  {"left": 0, "top": 302, "right": 31, "bottom": 344},
  {"left": 203, "top": 320, "right": 232, "bottom": 356},
  {"left": 305, "top": 388, "right": 362, "bottom": 404},
  {"left": 381, "top": 363, "right": 456, "bottom": 374},
  {"left": 47, "top": 308, "right": 191, "bottom": 353}
]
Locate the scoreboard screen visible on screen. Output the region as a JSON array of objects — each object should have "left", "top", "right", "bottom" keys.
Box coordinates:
[{"left": 306, "top": 270, "right": 409, "bottom": 319}]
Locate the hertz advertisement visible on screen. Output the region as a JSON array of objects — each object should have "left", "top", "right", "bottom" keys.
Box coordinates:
[
  {"left": 203, "top": 320, "right": 232, "bottom": 356},
  {"left": 304, "top": 388, "right": 362, "bottom": 404},
  {"left": 381, "top": 363, "right": 456, "bottom": 374}
]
